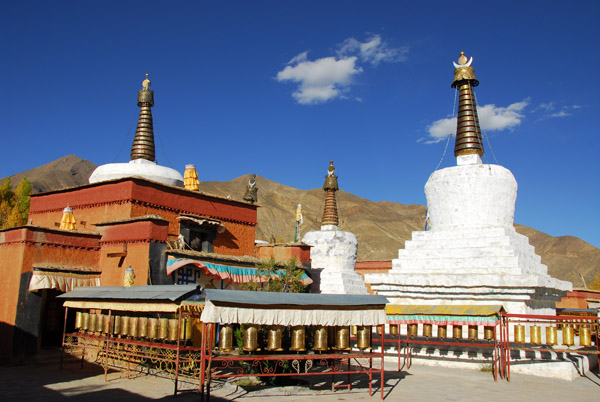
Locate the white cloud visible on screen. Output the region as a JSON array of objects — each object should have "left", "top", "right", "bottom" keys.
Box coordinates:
[
  {"left": 549, "top": 110, "right": 570, "bottom": 118},
  {"left": 337, "top": 34, "right": 408, "bottom": 65},
  {"left": 276, "top": 55, "right": 361, "bottom": 104},
  {"left": 425, "top": 99, "right": 529, "bottom": 143}
]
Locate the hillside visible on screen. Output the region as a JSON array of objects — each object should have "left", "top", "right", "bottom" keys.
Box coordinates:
[{"left": 5, "top": 156, "right": 599, "bottom": 288}]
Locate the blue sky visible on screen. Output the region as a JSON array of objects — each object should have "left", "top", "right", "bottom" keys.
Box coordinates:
[{"left": 1, "top": 1, "right": 599, "bottom": 248}]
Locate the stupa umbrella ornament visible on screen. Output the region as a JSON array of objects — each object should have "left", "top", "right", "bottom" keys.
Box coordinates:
[
  {"left": 59, "top": 206, "right": 76, "bottom": 230},
  {"left": 184, "top": 164, "right": 200, "bottom": 191},
  {"left": 452, "top": 51, "right": 484, "bottom": 161}
]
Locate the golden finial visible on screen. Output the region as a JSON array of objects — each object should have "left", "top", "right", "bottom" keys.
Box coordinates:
[
  {"left": 142, "top": 73, "right": 151, "bottom": 91},
  {"left": 452, "top": 51, "right": 483, "bottom": 157},
  {"left": 452, "top": 51, "right": 478, "bottom": 88}
]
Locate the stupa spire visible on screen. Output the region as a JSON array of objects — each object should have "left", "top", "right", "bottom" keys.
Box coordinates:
[
  {"left": 452, "top": 52, "right": 484, "bottom": 158},
  {"left": 321, "top": 161, "right": 339, "bottom": 227},
  {"left": 130, "top": 73, "right": 156, "bottom": 161}
]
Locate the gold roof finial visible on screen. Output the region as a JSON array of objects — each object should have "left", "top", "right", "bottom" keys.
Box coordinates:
[
  {"left": 452, "top": 52, "right": 483, "bottom": 157},
  {"left": 131, "top": 73, "right": 156, "bottom": 161},
  {"left": 321, "top": 161, "right": 339, "bottom": 227}
]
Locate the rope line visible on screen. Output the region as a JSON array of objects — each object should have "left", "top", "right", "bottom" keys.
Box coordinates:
[
  {"left": 433, "top": 89, "right": 458, "bottom": 172},
  {"left": 152, "top": 110, "right": 174, "bottom": 167},
  {"left": 112, "top": 107, "right": 138, "bottom": 162}
]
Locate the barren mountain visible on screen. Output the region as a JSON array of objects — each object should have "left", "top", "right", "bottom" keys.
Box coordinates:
[{"left": 5, "top": 156, "right": 599, "bottom": 288}]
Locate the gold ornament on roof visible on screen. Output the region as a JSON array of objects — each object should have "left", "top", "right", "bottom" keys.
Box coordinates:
[
  {"left": 59, "top": 205, "right": 76, "bottom": 230},
  {"left": 452, "top": 51, "right": 479, "bottom": 88},
  {"left": 184, "top": 164, "right": 200, "bottom": 191},
  {"left": 321, "top": 160, "right": 339, "bottom": 227},
  {"left": 131, "top": 73, "right": 156, "bottom": 161}
]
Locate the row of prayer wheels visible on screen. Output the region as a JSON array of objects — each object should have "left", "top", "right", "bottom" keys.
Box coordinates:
[
  {"left": 218, "top": 325, "right": 378, "bottom": 353},
  {"left": 513, "top": 324, "right": 592, "bottom": 347},
  {"left": 74, "top": 311, "right": 193, "bottom": 342},
  {"left": 386, "top": 323, "right": 496, "bottom": 340}
]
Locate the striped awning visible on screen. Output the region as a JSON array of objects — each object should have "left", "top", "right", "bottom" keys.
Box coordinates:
[
  {"left": 386, "top": 305, "right": 503, "bottom": 325},
  {"left": 166, "top": 257, "right": 312, "bottom": 285},
  {"left": 29, "top": 267, "right": 101, "bottom": 293}
]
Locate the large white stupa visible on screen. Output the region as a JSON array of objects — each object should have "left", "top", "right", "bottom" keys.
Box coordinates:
[
  {"left": 302, "top": 161, "right": 369, "bottom": 295},
  {"left": 364, "top": 53, "right": 571, "bottom": 315},
  {"left": 89, "top": 74, "right": 184, "bottom": 187}
]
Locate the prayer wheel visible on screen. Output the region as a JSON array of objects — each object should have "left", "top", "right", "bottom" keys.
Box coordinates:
[
  {"left": 546, "top": 326, "right": 557, "bottom": 346},
  {"left": 121, "top": 316, "right": 130, "bottom": 337},
  {"left": 530, "top": 325, "right": 542, "bottom": 345},
  {"left": 357, "top": 326, "right": 371, "bottom": 350},
  {"left": 102, "top": 315, "right": 112, "bottom": 334},
  {"left": 423, "top": 324, "right": 432, "bottom": 338},
  {"left": 390, "top": 324, "right": 399, "bottom": 336},
  {"left": 243, "top": 325, "right": 259, "bottom": 352},
  {"left": 453, "top": 325, "right": 462, "bottom": 339},
  {"left": 82, "top": 312, "right": 90, "bottom": 332},
  {"left": 514, "top": 325, "right": 525, "bottom": 344},
  {"left": 351, "top": 325, "right": 357, "bottom": 336},
  {"left": 75, "top": 311, "right": 83, "bottom": 330},
  {"left": 408, "top": 324, "right": 418, "bottom": 338},
  {"left": 290, "top": 326, "right": 306, "bottom": 352},
  {"left": 484, "top": 326, "right": 495, "bottom": 341},
  {"left": 113, "top": 316, "right": 122, "bottom": 335},
  {"left": 168, "top": 319, "right": 179, "bottom": 341},
  {"left": 138, "top": 317, "right": 148, "bottom": 338},
  {"left": 562, "top": 325, "right": 574, "bottom": 347},
  {"left": 96, "top": 314, "right": 105, "bottom": 334},
  {"left": 579, "top": 326, "right": 592, "bottom": 347},
  {"left": 130, "top": 317, "right": 139, "bottom": 338},
  {"left": 158, "top": 318, "right": 168, "bottom": 340},
  {"left": 148, "top": 318, "right": 158, "bottom": 339},
  {"left": 219, "top": 325, "right": 234, "bottom": 351},
  {"left": 182, "top": 318, "right": 193, "bottom": 341},
  {"left": 334, "top": 326, "right": 350, "bottom": 351},
  {"left": 376, "top": 326, "right": 382, "bottom": 335},
  {"left": 437, "top": 325, "right": 447, "bottom": 339},
  {"left": 88, "top": 313, "right": 97, "bottom": 333},
  {"left": 313, "top": 326, "right": 328, "bottom": 352},
  {"left": 266, "top": 326, "right": 283, "bottom": 351},
  {"left": 468, "top": 325, "right": 478, "bottom": 340}
]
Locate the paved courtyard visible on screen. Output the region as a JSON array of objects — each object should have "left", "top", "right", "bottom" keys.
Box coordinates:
[{"left": 1, "top": 349, "right": 598, "bottom": 401}]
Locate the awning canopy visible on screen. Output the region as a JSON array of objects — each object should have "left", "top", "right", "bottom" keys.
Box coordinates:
[
  {"left": 200, "top": 289, "right": 388, "bottom": 326},
  {"left": 29, "top": 267, "right": 101, "bottom": 293},
  {"left": 386, "top": 305, "right": 504, "bottom": 325},
  {"left": 177, "top": 215, "right": 225, "bottom": 233},
  {"left": 167, "top": 257, "right": 312, "bottom": 285}
]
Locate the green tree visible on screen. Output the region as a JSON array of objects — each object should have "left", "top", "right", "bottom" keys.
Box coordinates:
[{"left": 241, "top": 257, "right": 307, "bottom": 293}]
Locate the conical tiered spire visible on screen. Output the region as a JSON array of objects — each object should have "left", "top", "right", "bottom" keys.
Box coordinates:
[
  {"left": 130, "top": 73, "right": 156, "bottom": 161},
  {"left": 452, "top": 52, "right": 484, "bottom": 158},
  {"left": 321, "top": 161, "right": 339, "bottom": 227}
]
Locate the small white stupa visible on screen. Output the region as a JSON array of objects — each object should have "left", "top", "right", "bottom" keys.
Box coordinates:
[
  {"left": 364, "top": 52, "right": 571, "bottom": 315},
  {"left": 89, "top": 74, "right": 184, "bottom": 187},
  {"left": 302, "top": 161, "right": 368, "bottom": 295}
]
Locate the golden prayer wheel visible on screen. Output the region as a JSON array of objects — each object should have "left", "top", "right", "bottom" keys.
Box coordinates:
[
  {"left": 130, "top": 317, "right": 139, "bottom": 338},
  {"left": 484, "top": 326, "right": 495, "bottom": 341},
  {"left": 75, "top": 311, "right": 83, "bottom": 330},
  {"left": 88, "top": 314, "right": 97, "bottom": 333},
  {"left": 121, "top": 316, "right": 130, "bottom": 337},
  {"left": 423, "top": 324, "right": 432, "bottom": 338},
  {"left": 158, "top": 318, "right": 168, "bottom": 340},
  {"left": 468, "top": 325, "right": 478, "bottom": 340},
  {"left": 243, "top": 325, "right": 259, "bottom": 352},
  {"left": 546, "top": 326, "right": 557, "bottom": 346},
  {"left": 182, "top": 318, "right": 193, "bottom": 341},
  {"left": 96, "top": 314, "right": 105, "bottom": 333},
  {"left": 579, "top": 326, "right": 592, "bottom": 347},
  {"left": 334, "top": 326, "right": 350, "bottom": 351},
  {"left": 453, "top": 325, "right": 462, "bottom": 339},
  {"left": 266, "top": 326, "right": 283, "bottom": 351},
  {"left": 437, "top": 325, "right": 447, "bottom": 339},
  {"left": 514, "top": 325, "right": 525, "bottom": 344},
  {"left": 290, "top": 326, "right": 306, "bottom": 352},
  {"left": 351, "top": 325, "right": 357, "bottom": 336},
  {"left": 376, "top": 326, "right": 382, "bottom": 335},
  {"left": 219, "top": 325, "right": 234, "bottom": 351},
  {"left": 82, "top": 312, "right": 90, "bottom": 332},
  {"left": 138, "top": 317, "right": 148, "bottom": 338},
  {"left": 167, "top": 319, "right": 178, "bottom": 342},
  {"left": 408, "top": 324, "right": 418, "bottom": 338},
  {"left": 530, "top": 325, "right": 542, "bottom": 345},
  {"left": 357, "top": 326, "right": 372, "bottom": 350},
  {"left": 313, "top": 326, "right": 328, "bottom": 351},
  {"left": 147, "top": 318, "right": 158, "bottom": 339},
  {"left": 390, "top": 324, "right": 399, "bottom": 336},
  {"left": 562, "top": 325, "right": 574, "bottom": 347},
  {"left": 102, "top": 315, "right": 112, "bottom": 334},
  {"left": 113, "top": 316, "right": 122, "bottom": 335}
]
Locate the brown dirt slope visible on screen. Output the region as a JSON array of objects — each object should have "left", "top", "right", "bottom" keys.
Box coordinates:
[{"left": 5, "top": 156, "right": 598, "bottom": 288}]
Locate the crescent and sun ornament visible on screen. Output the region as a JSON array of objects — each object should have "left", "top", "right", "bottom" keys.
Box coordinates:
[{"left": 453, "top": 56, "right": 473, "bottom": 69}]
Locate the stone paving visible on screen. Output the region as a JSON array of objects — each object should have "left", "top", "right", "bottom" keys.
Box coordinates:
[{"left": 1, "top": 349, "right": 599, "bottom": 401}]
